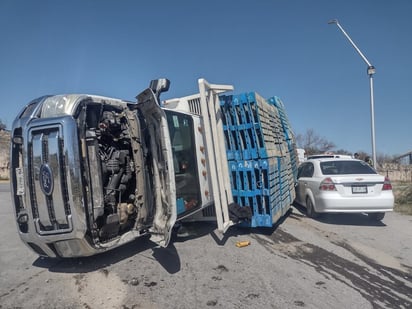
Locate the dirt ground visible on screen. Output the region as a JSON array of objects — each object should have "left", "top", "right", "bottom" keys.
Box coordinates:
[{"left": 1, "top": 182, "right": 412, "bottom": 309}]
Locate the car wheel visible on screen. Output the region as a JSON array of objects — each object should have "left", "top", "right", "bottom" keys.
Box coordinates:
[
  {"left": 368, "top": 212, "right": 385, "bottom": 221},
  {"left": 306, "top": 197, "right": 318, "bottom": 218}
]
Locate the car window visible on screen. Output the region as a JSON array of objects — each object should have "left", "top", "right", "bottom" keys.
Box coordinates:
[
  {"left": 307, "top": 155, "right": 334, "bottom": 159},
  {"left": 320, "top": 160, "right": 376, "bottom": 175},
  {"left": 298, "top": 162, "right": 314, "bottom": 178}
]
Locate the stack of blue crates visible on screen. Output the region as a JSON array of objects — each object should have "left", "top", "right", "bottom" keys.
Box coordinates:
[
  {"left": 220, "top": 92, "right": 298, "bottom": 227},
  {"left": 268, "top": 96, "right": 298, "bottom": 202}
]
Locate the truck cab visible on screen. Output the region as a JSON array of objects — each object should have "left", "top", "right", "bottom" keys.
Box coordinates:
[
  {"left": 10, "top": 81, "right": 178, "bottom": 257},
  {"left": 10, "top": 79, "right": 235, "bottom": 258}
]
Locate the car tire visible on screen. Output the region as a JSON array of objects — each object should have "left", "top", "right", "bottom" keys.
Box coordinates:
[
  {"left": 368, "top": 212, "right": 385, "bottom": 221},
  {"left": 306, "top": 197, "right": 319, "bottom": 218}
]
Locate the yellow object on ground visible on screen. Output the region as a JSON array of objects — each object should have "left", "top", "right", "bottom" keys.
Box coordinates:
[{"left": 236, "top": 241, "right": 251, "bottom": 248}]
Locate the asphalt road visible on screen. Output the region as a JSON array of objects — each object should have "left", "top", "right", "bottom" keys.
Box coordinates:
[{"left": 1, "top": 182, "right": 411, "bottom": 309}]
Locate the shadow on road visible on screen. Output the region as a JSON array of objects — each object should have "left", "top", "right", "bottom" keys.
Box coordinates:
[
  {"left": 31, "top": 221, "right": 230, "bottom": 274},
  {"left": 172, "top": 215, "right": 288, "bottom": 246},
  {"left": 316, "top": 213, "right": 386, "bottom": 226},
  {"left": 31, "top": 214, "right": 292, "bottom": 274},
  {"left": 32, "top": 234, "right": 183, "bottom": 274},
  {"left": 292, "top": 203, "right": 386, "bottom": 227},
  {"left": 209, "top": 208, "right": 293, "bottom": 245}
]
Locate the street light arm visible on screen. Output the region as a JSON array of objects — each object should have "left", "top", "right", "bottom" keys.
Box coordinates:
[
  {"left": 329, "top": 19, "right": 373, "bottom": 68},
  {"left": 328, "top": 19, "right": 377, "bottom": 169}
]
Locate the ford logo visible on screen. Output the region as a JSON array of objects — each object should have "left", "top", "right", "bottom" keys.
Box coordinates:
[{"left": 39, "top": 164, "right": 54, "bottom": 196}]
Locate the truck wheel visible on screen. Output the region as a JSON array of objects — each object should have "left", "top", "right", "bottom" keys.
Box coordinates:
[
  {"left": 368, "top": 212, "right": 385, "bottom": 221},
  {"left": 306, "top": 197, "right": 319, "bottom": 218}
]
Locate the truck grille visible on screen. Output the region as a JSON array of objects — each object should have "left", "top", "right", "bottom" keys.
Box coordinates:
[{"left": 28, "top": 125, "right": 73, "bottom": 235}]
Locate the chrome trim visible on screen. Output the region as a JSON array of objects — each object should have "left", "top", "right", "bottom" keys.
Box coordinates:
[{"left": 28, "top": 124, "right": 73, "bottom": 235}]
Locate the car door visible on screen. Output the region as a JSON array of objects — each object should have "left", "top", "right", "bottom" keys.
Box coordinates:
[{"left": 296, "top": 162, "right": 315, "bottom": 206}]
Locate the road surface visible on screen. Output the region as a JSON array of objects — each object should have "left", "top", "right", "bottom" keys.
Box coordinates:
[{"left": 0, "top": 182, "right": 411, "bottom": 308}]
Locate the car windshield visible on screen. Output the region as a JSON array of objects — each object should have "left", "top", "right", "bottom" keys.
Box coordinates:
[{"left": 320, "top": 160, "right": 376, "bottom": 175}]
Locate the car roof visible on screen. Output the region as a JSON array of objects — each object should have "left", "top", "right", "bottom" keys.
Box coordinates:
[
  {"left": 305, "top": 157, "right": 360, "bottom": 163},
  {"left": 307, "top": 154, "right": 352, "bottom": 159}
]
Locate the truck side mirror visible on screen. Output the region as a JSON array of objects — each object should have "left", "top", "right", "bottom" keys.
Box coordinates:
[{"left": 149, "top": 79, "right": 170, "bottom": 98}]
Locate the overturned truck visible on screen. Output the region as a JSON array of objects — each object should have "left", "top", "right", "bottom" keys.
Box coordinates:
[{"left": 10, "top": 78, "right": 298, "bottom": 258}]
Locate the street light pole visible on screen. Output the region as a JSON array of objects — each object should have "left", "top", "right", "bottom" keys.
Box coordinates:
[{"left": 328, "top": 19, "right": 377, "bottom": 169}]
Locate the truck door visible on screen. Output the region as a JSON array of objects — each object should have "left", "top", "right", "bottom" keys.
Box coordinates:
[{"left": 135, "top": 88, "right": 177, "bottom": 247}]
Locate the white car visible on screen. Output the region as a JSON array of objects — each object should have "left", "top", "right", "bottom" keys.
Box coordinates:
[{"left": 294, "top": 158, "right": 394, "bottom": 221}]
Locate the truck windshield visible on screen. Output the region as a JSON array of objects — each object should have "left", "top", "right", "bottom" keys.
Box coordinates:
[{"left": 165, "top": 111, "right": 201, "bottom": 217}]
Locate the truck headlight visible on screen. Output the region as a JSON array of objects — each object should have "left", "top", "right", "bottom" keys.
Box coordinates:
[{"left": 41, "top": 95, "right": 73, "bottom": 117}]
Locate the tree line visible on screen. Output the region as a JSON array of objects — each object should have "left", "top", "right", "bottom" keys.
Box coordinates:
[{"left": 295, "top": 128, "right": 400, "bottom": 165}]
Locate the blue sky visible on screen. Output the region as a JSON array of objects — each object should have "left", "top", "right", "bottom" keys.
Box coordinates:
[{"left": 1, "top": 0, "right": 411, "bottom": 156}]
